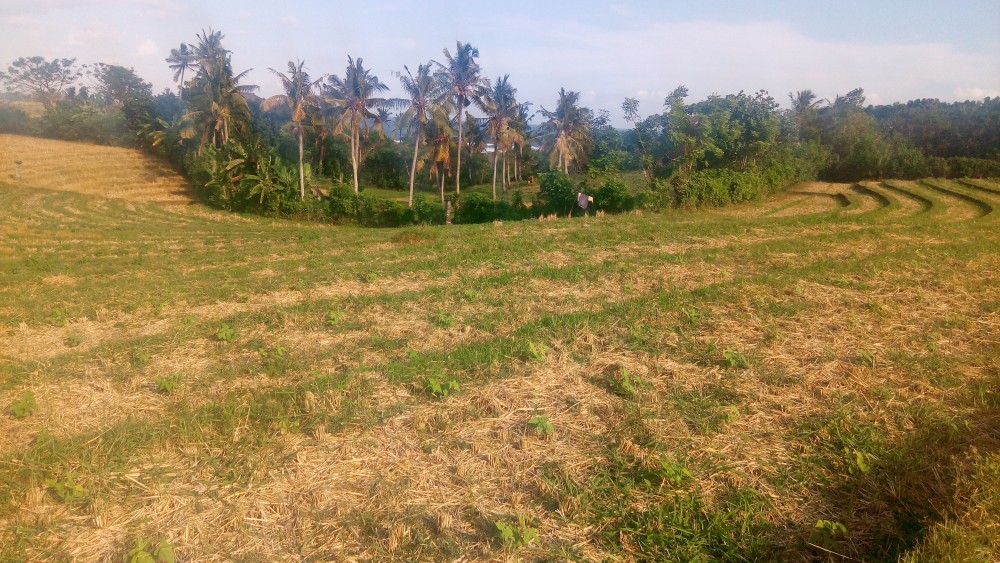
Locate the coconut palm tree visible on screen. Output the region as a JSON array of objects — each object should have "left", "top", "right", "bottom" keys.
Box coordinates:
[
  {"left": 324, "top": 56, "right": 403, "bottom": 193},
  {"left": 424, "top": 113, "right": 454, "bottom": 205},
  {"left": 166, "top": 43, "right": 196, "bottom": 100},
  {"left": 262, "top": 60, "right": 321, "bottom": 200},
  {"left": 180, "top": 28, "right": 257, "bottom": 154},
  {"left": 538, "top": 88, "right": 590, "bottom": 174},
  {"left": 434, "top": 41, "right": 483, "bottom": 199},
  {"left": 396, "top": 63, "right": 450, "bottom": 207},
  {"left": 476, "top": 75, "right": 518, "bottom": 200}
]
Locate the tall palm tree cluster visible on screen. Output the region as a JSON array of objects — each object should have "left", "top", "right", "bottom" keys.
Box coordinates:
[{"left": 165, "top": 34, "right": 592, "bottom": 205}]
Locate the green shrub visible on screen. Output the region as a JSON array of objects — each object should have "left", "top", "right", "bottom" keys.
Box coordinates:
[
  {"left": 594, "top": 177, "right": 635, "bottom": 213},
  {"left": 537, "top": 171, "right": 576, "bottom": 216}
]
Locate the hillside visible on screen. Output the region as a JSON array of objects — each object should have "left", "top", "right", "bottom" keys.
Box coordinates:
[
  {"left": 0, "top": 138, "right": 997, "bottom": 561},
  {"left": 0, "top": 134, "right": 192, "bottom": 205}
]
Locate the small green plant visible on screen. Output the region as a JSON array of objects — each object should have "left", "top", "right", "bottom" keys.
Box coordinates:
[
  {"left": 215, "top": 323, "right": 238, "bottom": 343},
  {"left": 528, "top": 414, "right": 554, "bottom": 437},
  {"left": 856, "top": 349, "right": 878, "bottom": 368},
  {"left": 723, "top": 349, "right": 750, "bottom": 369},
  {"left": 125, "top": 537, "right": 176, "bottom": 563},
  {"left": 525, "top": 341, "right": 547, "bottom": 362},
  {"left": 64, "top": 333, "right": 82, "bottom": 347},
  {"left": 423, "top": 374, "right": 460, "bottom": 398},
  {"left": 258, "top": 344, "right": 290, "bottom": 376},
  {"left": 132, "top": 349, "right": 152, "bottom": 368},
  {"left": 47, "top": 473, "right": 88, "bottom": 503},
  {"left": 154, "top": 373, "right": 182, "bottom": 394},
  {"left": 7, "top": 391, "right": 38, "bottom": 419},
  {"left": 47, "top": 306, "right": 68, "bottom": 327},
  {"left": 361, "top": 271, "right": 378, "bottom": 283},
  {"left": 433, "top": 311, "right": 456, "bottom": 328},
  {"left": 325, "top": 309, "right": 343, "bottom": 327},
  {"left": 609, "top": 368, "right": 649, "bottom": 398},
  {"left": 810, "top": 519, "right": 847, "bottom": 550},
  {"left": 681, "top": 307, "right": 701, "bottom": 325},
  {"left": 495, "top": 514, "right": 538, "bottom": 548},
  {"left": 657, "top": 456, "right": 694, "bottom": 486},
  {"left": 845, "top": 447, "right": 874, "bottom": 474}
]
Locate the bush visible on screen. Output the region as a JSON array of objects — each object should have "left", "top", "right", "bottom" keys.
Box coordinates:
[
  {"left": 411, "top": 196, "right": 446, "bottom": 225},
  {"left": 328, "top": 183, "right": 358, "bottom": 220},
  {"left": 0, "top": 105, "right": 35, "bottom": 135},
  {"left": 537, "top": 171, "right": 577, "bottom": 216},
  {"left": 593, "top": 177, "right": 635, "bottom": 213}
]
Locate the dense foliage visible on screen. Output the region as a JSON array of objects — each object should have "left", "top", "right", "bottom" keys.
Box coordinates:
[{"left": 2, "top": 40, "right": 998, "bottom": 225}]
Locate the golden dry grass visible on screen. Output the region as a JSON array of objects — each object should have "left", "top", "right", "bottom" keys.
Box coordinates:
[
  {"left": 0, "top": 134, "right": 192, "bottom": 204},
  {"left": 0, "top": 141, "right": 997, "bottom": 560}
]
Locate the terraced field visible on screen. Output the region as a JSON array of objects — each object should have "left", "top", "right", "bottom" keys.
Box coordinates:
[{"left": 0, "top": 135, "right": 998, "bottom": 561}]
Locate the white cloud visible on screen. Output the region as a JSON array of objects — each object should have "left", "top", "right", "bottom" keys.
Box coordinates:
[
  {"left": 279, "top": 15, "right": 299, "bottom": 26},
  {"left": 954, "top": 87, "right": 1000, "bottom": 99},
  {"left": 135, "top": 39, "right": 157, "bottom": 57}
]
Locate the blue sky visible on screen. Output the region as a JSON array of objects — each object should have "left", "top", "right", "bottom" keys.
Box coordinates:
[{"left": 2, "top": 0, "right": 999, "bottom": 125}]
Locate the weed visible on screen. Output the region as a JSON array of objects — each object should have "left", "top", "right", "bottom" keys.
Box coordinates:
[
  {"left": 258, "top": 344, "right": 291, "bottom": 377},
  {"left": 326, "top": 309, "right": 343, "bottom": 326},
  {"left": 528, "top": 414, "right": 554, "bottom": 437},
  {"left": 133, "top": 349, "right": 152, "bottom": 368},
  {"left": 524, "top": 341, "right": 547, "bottom": 362},
  {"left": 64, "top": 333, "right": 82, "bottom": 347},
  {"left": 856, "top": 349, "right": 878, "bottom": 368},
  {"left": 7, "top": 391, "right": 38, "bottom": 419},
  {"left": 433, "top": 311, "right": 456, "bottom": 328},
  {"left": 154, "top": 373, "right": 183, "bottom": 394},
  {"left": 423, "top": 374, "right": 460, "bottom": 398},
  {"left": 495, "top": 514, "right": 538, "bottom": 548},
  {"left": 723, "top": 348, "right": 751, "bottom": 369},
  {"left": 125, "top": 537, "right": 177, "bottom": 563},
  {"left": 47, "top": 472, "right": 88, "bottom": 503},
  {"left": 608, "top": 367, "right": 649, "bottom": 399},
  {"left": 810, "top": 519, "right": 847, "bottom": 550},
  {"left": 215, "top": 323, "right": 238, "bottom": 343},
  {"left": 657, "top": 456, "right": 694, "bottom": 486}
]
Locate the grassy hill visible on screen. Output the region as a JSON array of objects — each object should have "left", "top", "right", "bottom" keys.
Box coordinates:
[{"left": 0, "top": 135, "right": 997, "bottom": 561}]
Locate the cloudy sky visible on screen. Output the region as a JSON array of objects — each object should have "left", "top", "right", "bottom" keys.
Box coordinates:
[{"left": 2, "top": 0, "right": 999, "bottom": 125}]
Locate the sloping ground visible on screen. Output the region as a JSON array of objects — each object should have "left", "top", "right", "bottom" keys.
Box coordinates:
[
  {"left": 0, "top": 134, "right": 193, "bottom": 204},
  {"left": 0, "top": 154, "right": 997, "bottom": 561}
]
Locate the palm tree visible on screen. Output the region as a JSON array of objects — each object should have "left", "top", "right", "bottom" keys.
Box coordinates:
[
  {"left": 789, "top": 89, "right": 821, "bottom": 141},
  {"left": 396, "top": 63, "right": 449, "bottom": 207},
  {"left": 511, "top": 102, "right": 533, "bottom": 183},
  {"left": 434, "top": 41, "right": 483, "bottom": 199},
  {"left": 325, "top": 56, "right": 402, "bottom": 193},
  {"left": 181, "top": 28, "right": 258, "bottom": 154},
  {"left": 538, "top": 88, "right": 590, "bottom": 174},
  {"left": 262, "top": 60, "right": 321, "bottom": 200},
  {"left": 166, "top": 43, "right": 196, "bottom": 100},
  {"left": 476, "top": 75, "right": 518, "bottom": 200},
  {"left": 424, "top": 113, "right": 454, "bottom": 204}
]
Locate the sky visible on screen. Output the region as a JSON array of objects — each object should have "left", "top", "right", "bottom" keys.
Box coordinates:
[{"left": 2, "top": 0, "right": 999, "bottom": 126}]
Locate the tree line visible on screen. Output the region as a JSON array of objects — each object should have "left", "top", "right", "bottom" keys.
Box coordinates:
[{"left": 1, "top": 31, "right": 998, "bottom": 225}]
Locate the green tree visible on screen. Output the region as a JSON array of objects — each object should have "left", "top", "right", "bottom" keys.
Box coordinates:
[
  {"left": 788, "top": 89, "right": 821, "bottom": 141},
  {"left": 396, "top": 63, "right": 449, "bottom": 207},
  {"left": 0, "top": 56, "right": 83, "bottom": 110},
  {"left": 181, "top": 29, "right": 258, "bottom": 154},
  {"left": 262, "top": 60, "right": 321, "bottom": 200},
  {"left": 476, "top": 74, "right": 518, "bottom": 199},
  {"left": 165, "top": 43, "right": 196, "bottom": 101},
  {"left": 434, "top": 41, "right": 483, "bottom": 198},
  {"left": 325, "top": 56, "right": 402, "bottom": 193},
  {"left": 538, "top": 88, "right": 591, "bottom": 174}
]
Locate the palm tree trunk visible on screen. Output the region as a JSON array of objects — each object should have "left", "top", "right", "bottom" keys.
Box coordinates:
[
  {"left": 455, "top": 103, "right": 464, "bottom": 197},
  {"left": 439, "top": 167, "right": 445, "bottom": 205},
  {"left": 408, "top": 131, "right": 421, "bottom": 208},
  {"left": 298, "top": 127, "right": 305, "bottom": 200},
  {"left": 491, "top": 139, "right": 499, "bottom": 201},
  {"left": 351, "top": 123, "right": 360, "bottom": 193}
]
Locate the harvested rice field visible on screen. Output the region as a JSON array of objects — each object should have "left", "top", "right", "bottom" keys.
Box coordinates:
[{"left": 1, "top": 135, "right": 998, "bottom": 561}]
